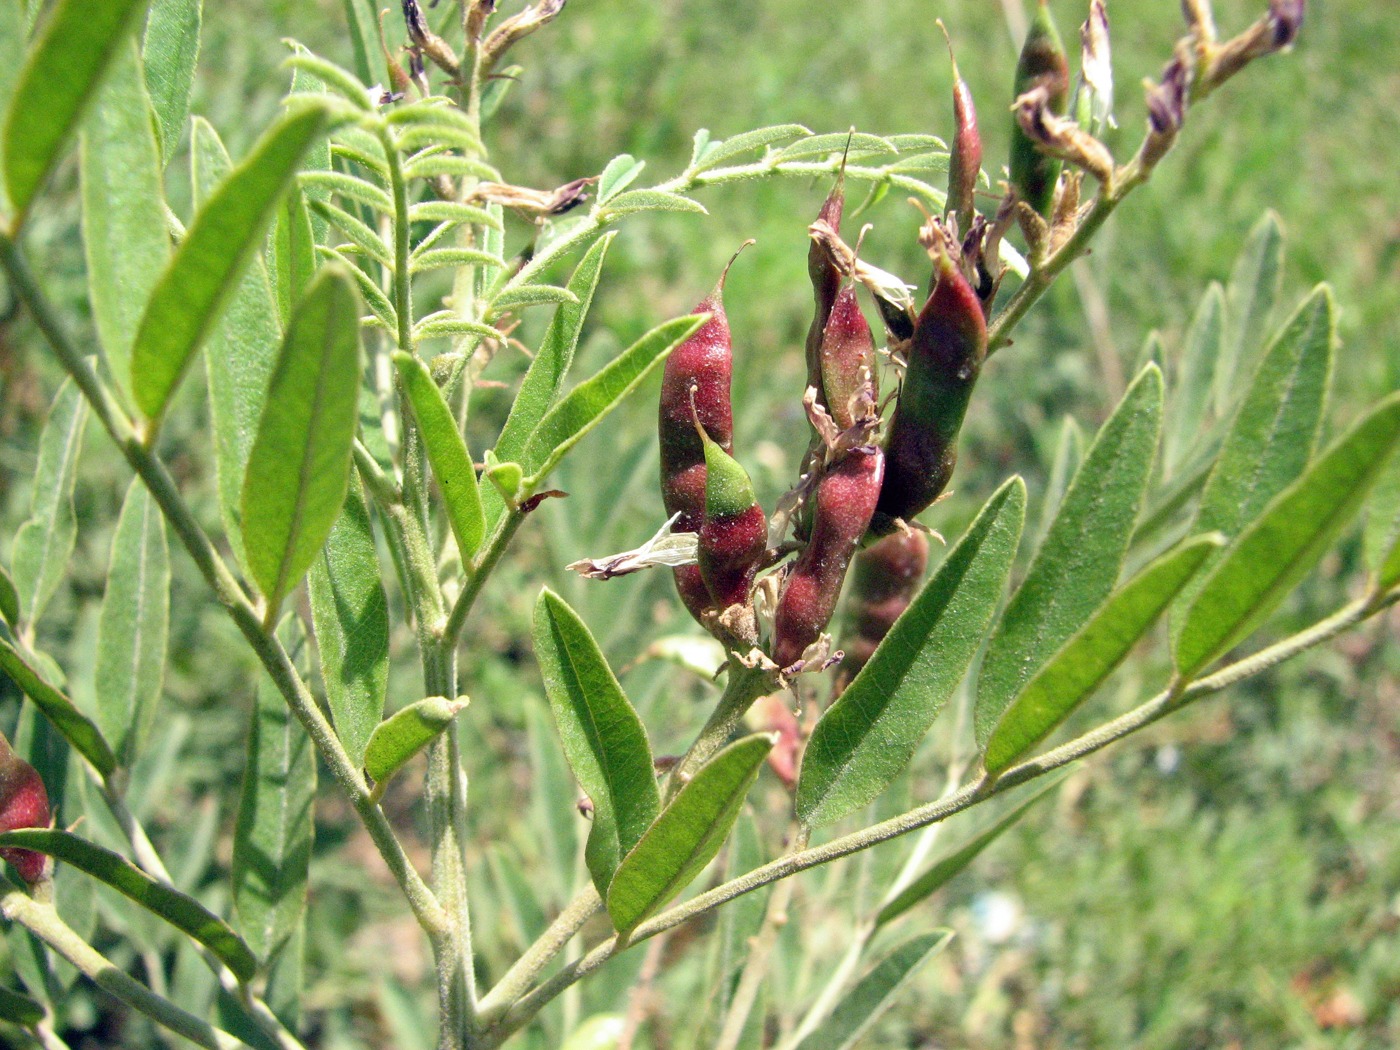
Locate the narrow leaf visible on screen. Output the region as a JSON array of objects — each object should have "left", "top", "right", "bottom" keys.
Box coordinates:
[
  {"left": 975, "top": 365, "right": 1163, "bottom": 747},
  {"left": 241, "top": 267, "right": 362, "bottom": 612},
  {"left": 141, "top": 0, "right": 201, "bottom": 161},
  {"left": 0, "top": 984, "right": 43, "bottom": 1026},
  {"left": 0, "top": 829, "right": 257, "bottom": 981},
  {"left": 0, "top": 564, "right": 18, "bottom": 627},
  {"left": 364, "top": 696, "right": 469, "bottom": 790},
  {"left": 301, "top": 169, "right": 391, "bottom": 212},
  {"left": 607, "top": 734, "right": 773, "bottom": 937},
  {"left": 407, "top": 200, "right": 499, "bottom": 228},
  {"left": 797, "top": 478, "right": 1026, "bottom": 828},
  {"left": 523, "top": 315, "right": 706, "bottom": 484},
  {"left": 2, "top": 0, "right": 149, "bottom": 228},
  {"left": 597, "top": 154, "right": 645, "bottom": 203},
  {"left": 94, "top": 480, "right": 170, "bottom": 766},
  {"left": 81, "top": 38, "right": 169, "bottom": 405},
  {"left": 1216, "top": 211, "right": 1283, "bottom": 417},
  {"left": 793, "top": 932, "right": 952, "bottom": 1050},
  {"left": 1175, "top": 393, "right": 1400, "bottom": 677},
  {"left": 532, "top": 589, "right": 660, "bottom": 896},
  {"left": 271, "top": 185, "right": 317, "bottom": 326},
  {"left": 1365, "top": 446, "right": 1400, "bottom": 589},
  {"left": 775, "top": 131, "right": 895, "bottom": 163},
  {"left": 311, "top": 197, "right": 391, "bottom": 266},
  {"left": 411, "top": 247, "right": 508, "bottom": 273},
  {"left": 131, "top": 105, "right": 329, "bottom": 421},
  {"left": 877, "top": 782, "right": 1062, "bottom": 927},
  {"left": 1032, "top": 416, "right": 1084, "bottom": 553},
  {"left": 490, "top": 284, "right": 579, "bottom": 312},
  {"left": 412, "top": 312, "right": 500, "bottom": 343},
  {"left": 0, "top": 2, "right": 24, "bottom": 214},
  {"left": 0, "top": 639, "right": 116, "bottom": 776},
  {"left": 282, "top": 51, "right": 369, "bottom": 110},
  {"left": 11, "top": 379, "right": 86, "bottom": 625},
  {"left": 983, "top": 536, "right": 1221, "bottom": 774},
  {"left": 1164, "top": 282, "right": 1224, "bottom": 476},
  {"left": 694, "top": 124, "right": 812, "bottom": 171},
  {"left": 600, "top": 189, "right": 707, "bottom": 217},
  {"left": 308, "top": 477, "right": 389, "bottom": 767},
  {"left": 392, "top": 351, "right": 486, "bottom": 561},
  {"left": 318, "top": 245, "right": 396, "bottom": 332}
]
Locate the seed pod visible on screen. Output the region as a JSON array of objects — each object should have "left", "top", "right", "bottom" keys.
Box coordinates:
[
  {"left": 805, "top": 180, "right": 846, "bottom": 405},
  {"left": 772, "top": 445, "right": 885, "bottom": 669},
  {"left": 941, "top": 23, "right": 982, "bottom": 234},
  {"left": 1009, "top": 0, "right": 1070, "bottom": 218},
  {"left": 0, "top": 733, "right": 51, "bottom": 885},
  {"left": 696, "top": 420, "right": 767, "bottom": 613},
  {"left": 819, "top": 283, "right": 879, "bottom": 432},
  {"left": 835, "top": 529, "right": 930, "bottom": 691},
  {"left": 873, "top": 247, "right": 987, "bottom": 532}
]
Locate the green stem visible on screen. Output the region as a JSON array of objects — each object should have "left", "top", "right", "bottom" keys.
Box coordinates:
[
  {"left": 667, "top": 661, "right": 776, "bottom": 796},
  {"left": 476, "top": 885, "right": 602, "bottom": 1025},
  {"left": 0, "top": 232, "right": 448, "bottom": 947},
  {"left": 0, "top": 888, "right": 248, "bottom": 1050},
  {"left": 443, "top": 507, "right": 523, "bottom": 646}
]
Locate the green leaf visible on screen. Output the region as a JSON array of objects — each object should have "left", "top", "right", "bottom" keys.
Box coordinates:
[
  {"left": 411, "top": 312, "right": 500, "bottom": 343},
  {"left": 532, "top": 589, "right": 660, "bottom": 896},
  {"left": 282, "top": 50, "right": 369, "bottom": 110},
  {"left": 877, "top": 782, "right": 1062, "bottom": 927},
  {"left": 693, "top": 124, "right": 812, "bottom": 171},
  {"left": 392, "top": 351, "right": 486, "bottom": 561},
  {"left": 0, "top": 639, "right": 115, "bottom": 776},
  {"left": 975, "top": 365, "right": 1163, "bottom": 747},
  {"left": 81, "top": 38, "right": 169, "bottom": 406},
  {"left": 308, "top": 477, "right": 388, "bottom": 768},
  {"left": 479, "top": 63, "right": 520, "bottom": 123},
  {"left": 402, "top": 152, "right": 499, "bottom": 182},
  {"left": 797, "top": 478, "right": 1026, "bottom": 828},
  {"left": 600, "top": 189, "right": 706, "bottom": 217},
  {"left": 792, "top": 932, "right": 952, "bottom": 1050},
  {"left": 775, "top": 131, "right": 895, "bottom": 163},
  {"left": 311, "top": 197, "right": 391, "bottom": 267},
  {"left": 233, "top": 622, "right": 316, "bottom": 963},
  {"left": 131, "top": 105, "right": 329, "bottom": 422},
  {"left": 0, "top": 2, "right": 25, "bottom": 215},
  {"left": 0, "top": 564, "right": 18, "bottom": 627},
  {"left": 271, "top": 185, "right": 317, "bottom": 326},
  {"left": 364, "top": 696, "right": 469, "bottom": 792},
  {"left": 339, "top": 0, "right": 379, "bottom": 84},
  {"left": 1175, "top": 393, "right": 1400, "bottom": 677},
  {"left": 0, "top": 828, "right": 257, "bottom": 981},
  {"left": 318, "top": 245, "right": 396, "bottom": 332},
  {"left": 301, "top": 169, "right": 392, "bottom": 213},
  {"left": 490, "top": 284, "right": 579, "bottom": 313},
  {"left": 94, "top": 480, "right": 170, "bottom": 766},
  {"left": 2, "top": 0, "right": 149, "bottom": 229},
  {"left": 1216, "top": 211, "right": 1283, "bottom": 417},
  {"left": 407, "top": 200, "right": 500, "bottom": 228},
  {"left": 1364, "top": 445, "right": 1400, "bottom": 589},
  {"left": 606, "top": 734, "right": 772, "bottom": 937},
  {"left": 0, "top": 984, "right": 44, "bottom": 1027},
  {"left": 241, "top": 267, "right": 362, "bottom": 613},
  {"left": 597, "top": 153, "right": 645, "bottom": 203},
  {"left": 522, "top": 315, "right": 706, "bottom": 484},
  {"left": 191, "top": 118, "right": 284, "bottom": 579},
  {"left": 1164, "top": 282, "right": 1224, "bottom": 476},
  {"left": 11, "top": 379, "right": 86, "bottom": 626},
  {"left": 1032, "top": 416, "right": 1084, "bottom": 553},
  {"left": 983, "top": 536, "right": 1221, "bottom": 774},
  {"left": 141, "top": 0, "right": 201, "bottom": 161},
  {"left": 410, "top": 247, "right": 508, "bottom": 273}
]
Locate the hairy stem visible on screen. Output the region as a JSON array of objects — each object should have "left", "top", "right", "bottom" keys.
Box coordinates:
[{"left": 477, "top": 884, "right": 602, "bottom": 1024}]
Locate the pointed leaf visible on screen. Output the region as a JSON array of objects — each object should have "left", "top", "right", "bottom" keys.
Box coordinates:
[
  {"left": 597, "top": 154, "right": 645, "bottom": 203},
  {"left": 775, "top": 131, "right": 895, "bottom": 163},
  {"left": 0, "top": 828, "right": 257, "bottom": 980},
  {"left": 984, "top": 536, "right": 1221, "bottom": 774},
  {"left": 0, "top": 984, "right": 43, "bottom": 1027},
  {"left": 1176, "top": 394, "right": 1400, "bottom": 677},
  {"left": 94, "top": 480, "right": 170, "bottom": 766},
  {"left": 131, "top": 105, "right": 329, "bottom": 421},
  {"left": 1032, "top": 416, "right": 1084, "bottom": 553},
  {"left": 1164, "top": 282, "right": 1224, "bottom": 476},
  {"left": 282, "top": 51, "right": 369, "bottom": 111},
  {"left": 410, "top": 247, "right": 508, "bottom": 273},
  {"left": 1216, "top": 211, "right": 1283, "bottom": 416},
  {"left": 975, "top": 366, "right": 1163, "bottom": 747},
  {"left": 407, "top": 199, "right": 499, "bottom": 228},
  {"left": 301, "top": 169, "right": 392, "bottom": 213},
  {"left": 532, "top": 589, "right": 659, "bottom": 895},
  {"left": 600, "top": 189, "right": 706, "bottom": 217},
  {"left": 877, "top": 782, "right": 1062, "bottom": 927},
  {"left": 241, "top": 267, "right": 362, "bottom": 612},
  {"left": 693, "top": 124, "right": 812, "bottom": 171},
  {"left": 318, "top": 244, "right": 396, "bottom": 332},
  {"left": 141, "top": 0, "right": 201, "bottom": 161},
  {"left": 364, "top": 696, "right": 469, "bottom": 794},
  {"left": 793, "top": 932, "right": 952, "bottom": 1050},
  {"left": 0, "top": 640, "right": 116, "bottom": 776},
  {"left": 411, "top": 312, "right": 500, "bottom": 342},
  {"left": 1365, "top": 446, "right": 1400, "bottom": 590},
  {"left": 11, "top": 379, "right": 86, "bottom": 625},
  {"left": 81, "top": 38, "right": 169, "bottom": 405},
  {"left": 0, "top": 565, "right": 17, "bottom": 627},
  {"left": 308, "top": 477, "right": 388, "bottom": 767},
  {"left": 607, "top": 734, "right": 773, "bottom": 937},
  {"left": 797, "top": 478, "right": 1026, "bottom": 828},
  {"left": 271, "top": 185, "right": 317, "bottom": 326},
  {"left": 392, "top": 351, "right": 486, "bottom": 561},
  {"left": 2, "top": 0, "right": 149, "bottom": 229},
  {"left": 523, "top": 315, "right": 706, "bottom": 484},
  {"left": 490, "top": 284, "right": 579, "bottom": 313}
]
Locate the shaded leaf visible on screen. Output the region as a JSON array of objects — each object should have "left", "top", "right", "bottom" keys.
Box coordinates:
[
  {"left": 1164, "top": 282, "right": 1224, "bottom": 476},
  {"left": 241, "top": 267, "right": 362, "bottom": 613},
  {"left": 1216, "top": 211, "right": 1283, "bottom": 417},
  {"left": 0, "top": 564, "right": 18, "bottom": 627},
  {"left": 131, "top": 105, "right": 329, "bottom": 421},
  {"left": 0, "top": 640, "right": 116, "bottom": 776},
  {"left": 392, "top": 351, "right": 486, "bottom": 561},
  {"left": 975, "top": 366, "right": 1163, "bottom": 747},
  {"left": 1032, "top": 416, "right": 1084, "bottom": 554},
  {"left": 311, "top": 197, "right": 391, "bottom": 266},
  {"left": 2, "top": 0, "right": 149, "bottom": 228},
  {"left": 141, "top": 0, "right": 201, "bottom": 162},
  {"left": 0, "top": 3, "right": 25, "bottom": 214},
  {"left": 271, "top": 185, "right": 317, "bottom": 326},
  {"left": 364, "top": 696, "right": 469, "bottom": 792},
  {"left": 0, "top": 984, "right": 43, "bottom": 1026},
  {"left": 983, "top": 536, "right": 1221, "bottom": 775},
  {"left": 1365, "top": 445, "right": 1400, "bottom": 589},
  {"left": 797, "top": 478, "right": 1025, "bottom": 828},
  {"left": 607, "top": 734, "right": 772, "bottom": 937},
  {"left": 0, "top": 829, "right": 257, "bottom": 981},
  {"left": 532, "top": 589, "right": 659, "bottom": 896},
  {"left": 1175, "top": 394, "right": 1400, "bottom": 677},
  {"left": 94, "top": 480, "right": 170, "bottom": 766}
]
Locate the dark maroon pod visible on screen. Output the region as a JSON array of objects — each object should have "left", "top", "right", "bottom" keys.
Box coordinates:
[
  {"left": 872, "top": 249, "right": 987, "bottom": 533},
  {"left": 0, "top": 734, "right": 51, "bottom": 885},
  {"left": 695, "top": 424, "right": 768, "bottom": 616},
  {"left": 772, "top": 445, "right": 885, "bottom": 669},
  {"left": 805, "top": 181, "right": 846, "bottom": 405},
  {"left": 819, "top": 284, "right": 879, "bottom": 432},
  {"left": 942, "top": 26, "right": 982, "bottom": 235},
  {"left": 835, "top": 529, "right": 930, "bottom": 691}
]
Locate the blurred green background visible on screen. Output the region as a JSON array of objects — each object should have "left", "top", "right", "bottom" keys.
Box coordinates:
[{"left": 2, "top": 0, "right": 1397, "bottom": 1047}]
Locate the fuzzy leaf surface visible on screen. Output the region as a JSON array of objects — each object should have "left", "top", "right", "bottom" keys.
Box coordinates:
[
  {"left": 0, "top": 640, "right": 116, "bottom": 776},
  {"left": 141, "top": 0, "right": 201, "bottom": 161},
  {"left": 364, "top": 697, "right": 468, "bottom": 790}
]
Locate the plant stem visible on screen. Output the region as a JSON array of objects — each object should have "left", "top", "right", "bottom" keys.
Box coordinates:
[
  {"left": 0, "top": 887, "right": 248, "bottom": 1050},
  {"left": 476, "top": 884, "right": 602, "bottom": 1024},
  {"left": 0, "top": 232, "right": 448, "bottom": 946},
  {"left": 443, "top": 507, "right": 524, "bottom": 646},
  {"left": 667, "top": 660, "right": 776, "bottom": 795}
]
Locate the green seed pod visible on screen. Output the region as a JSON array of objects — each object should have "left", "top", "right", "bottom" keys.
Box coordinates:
[
  {"left": 697, "top": 423, "right": 767, "bottom": 612},
  {"left": 835, "top": 529, "right": 930, "bottom": 691},
  {"left": 873, "top": 248, "right": 987, "bottom": 533},
  {"left": 1009, "top": 0, "right": 1070, "bottom": 217},
  {"left": 819, "top": 283, "right": 879, "bottom": 432},
  {"left": 0, "top": 733, "right": 51, "bottom": 885}
]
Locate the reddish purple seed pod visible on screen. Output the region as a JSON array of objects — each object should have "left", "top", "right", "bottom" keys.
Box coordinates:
[
  {"left": 696, "top": 424, "right": 768, "bottom": 613},
  {"left": 835, "top": 529, "right": 930, "bottom": 690},
  {"left": 820, "top": 284, "right": 879, "bottom": 432},
  {"left": 945, "top": 45, "right": 982, "bottom": 234},
  {"left": 772, "top": 446, "right": 885, "bottom": 668},
  {"left": 0, "top": 734, "right": 51, "bottom": 885},
  {"left": 805, "top": 182, "right": 846, "bottom": 404}
]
